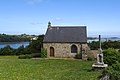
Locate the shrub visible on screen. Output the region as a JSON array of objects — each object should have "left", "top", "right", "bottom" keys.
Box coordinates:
[
  {"left": 18, "top": 54, "right": 32, "bottom": 59},
  {"left": 32, "top": 53, "right": 40, "bottom": 58},
  {"left": 102, "top": 62, "right": 120, "bottom": 80},
  {"left": 15, "top": 45, "right": 25, "bottom": 55},
  {"left": 40, "top": 48, "right": 47, "bottom": 58},
  {"left": 88, "top": 41, "right": 99, "bottom": 50},
  {"left": 0, "top": 45, "right": 14, "bottom": 55},
  {"left": 103, "top": 48, "right": 117, "bottom": 65},
  {"left": 74, "top": 54, "right": 82, "bottom": 59},
  {"left": 103, "top": 48, "right": 120, "bottom": 66},
  {"left": 87, "top": 57, "right": 94, "bottom": 61},
  {"left": 88, "top": 40, "right": 120, "bottom": 50}
]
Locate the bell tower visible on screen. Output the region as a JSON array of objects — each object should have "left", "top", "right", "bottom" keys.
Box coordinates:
[{"left": 48, "top": 21, "right": 51, "bottom": 29}]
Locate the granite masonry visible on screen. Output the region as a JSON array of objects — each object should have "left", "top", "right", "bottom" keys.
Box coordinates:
[{"left": 43, "top": 22, "right": 90, "bottom": 59}]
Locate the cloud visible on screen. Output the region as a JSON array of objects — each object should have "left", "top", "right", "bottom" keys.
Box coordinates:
[
  {"left": 55, "top": 17, "right": 62, "bottom": 21},
  {"left": 26, "top": 0, "right": 43, "bottom": 5}
]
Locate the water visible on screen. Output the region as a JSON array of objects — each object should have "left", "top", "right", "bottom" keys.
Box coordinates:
[
  {"left": 87, "top": 38, "right": 120, "bottom": 43},
  {"left": 87, "top": 39, "right": 99, "bottom": 43},
  {"left": 0, "top": 42, "right": 29, "bottom": 49}
]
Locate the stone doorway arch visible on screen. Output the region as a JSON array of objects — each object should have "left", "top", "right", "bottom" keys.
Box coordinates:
[{"left": 50, "top": 47, "right": 54, "bottom": 57}]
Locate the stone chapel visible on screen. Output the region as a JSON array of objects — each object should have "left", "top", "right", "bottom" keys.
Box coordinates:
[{"left": 43, "top": 22, "right": 89, "bottom": 59}]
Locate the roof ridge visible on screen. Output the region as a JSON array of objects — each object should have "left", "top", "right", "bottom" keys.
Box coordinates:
[{"left": 51, "top": 26, "right": 86, "bottom": 28}]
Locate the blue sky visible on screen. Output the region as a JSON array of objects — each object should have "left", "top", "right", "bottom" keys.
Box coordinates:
[{"left": 0, "top": 0, "right": 120, "bottom": 37}]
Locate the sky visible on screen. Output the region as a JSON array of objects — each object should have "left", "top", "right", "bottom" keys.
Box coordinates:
[{"left": 0, "top": 0, "right": 120, "bottom": 37}]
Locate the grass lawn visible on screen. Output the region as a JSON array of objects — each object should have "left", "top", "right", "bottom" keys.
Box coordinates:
[
  {"left": 0, "top": 56, "right": 18, "bottom": 59},
  {"left": 0, "top": 59, "right": 101, "bottom": 80}
]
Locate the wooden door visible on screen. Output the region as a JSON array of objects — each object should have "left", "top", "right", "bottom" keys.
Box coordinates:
[{"left": 50, "top": 47, "right": 54, "bottom": 57}]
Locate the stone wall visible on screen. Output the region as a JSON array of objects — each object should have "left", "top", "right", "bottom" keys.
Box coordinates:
[{"left": 43, "top": 43, "right": 89, "bottom": 58}]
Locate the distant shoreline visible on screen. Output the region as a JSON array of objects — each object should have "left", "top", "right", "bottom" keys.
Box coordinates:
[
  {"left": 0, "top": 42, "right": 30, "bottom": 49},
  {"left": 0, "top": 42, "right": 30, "bottom": 44}
]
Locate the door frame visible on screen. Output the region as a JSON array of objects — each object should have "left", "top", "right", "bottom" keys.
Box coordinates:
[{"left": 50, "top": 47, "right": 54, "bottom": 57}]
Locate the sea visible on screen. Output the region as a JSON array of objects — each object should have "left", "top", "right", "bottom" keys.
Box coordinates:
[
  {"left": 0, "top": 37, "right": 120, "bottom": 49},
  {"left": 0, "top": 42, "right": 29, "bottom": 49},
  {"left": 87, "top": 38, "right": 120, "bottom": 43}
]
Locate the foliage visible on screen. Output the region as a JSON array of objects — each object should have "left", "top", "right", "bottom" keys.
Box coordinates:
[
  {"left": 0, "top": 59, "right": 101, "bottom": 80},
  {"left": 14, "top": 45, "right": 32, "bottom": 55},
  {"left": 27, "top": 35, "right": 44, "bottom": 53},
  {"left": 0, "top": 45, "right": 14, "bottom": 55},
  {"left": 0, "top": 34, "right": 30, "bottom": 42},
  {"left": 0, "top": 45, "right": 31, "bottom": 55},
  {"left": 28, "top": 40, "right": 42, "bottom": 53},
  {"left": 40, "top": 48, "right": 47, "bottom": 58},
  {"left": 103, "top": 48, "right": 120, "bottom": 66},
  {"left": 87, "top": 57, "right": 95, "bottom": 61},
  {"left": 102, "top": 41, "right": 120, "bottom": 49},
  {"left": 32, "top": 53, "right": 41, "bottom": 57},
  {"left": 101, "top": 48, "right": 120, "bottom": 79},
  {"left": 88, "top": 41, "right": 99, "bottom": 50},
  {"left": 18, "top": 54, "right": 32, "bottom": 59},
  {"left": 74, "top": 54, "right": 82, "bottom": 59},
  {"left": 0, "top": 35, "right": 44, "bottom": 56},
  {"left": 14, "top": 45, "right": 25, "bottom": 55},
  {"left": 88, "top": 40, "right": 120, "bottom": 50},
  {"left": 102, "top": 62, "right": 120, "bottom": 80}
]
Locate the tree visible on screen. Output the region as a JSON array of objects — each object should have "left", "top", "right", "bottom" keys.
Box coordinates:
[
  {"left": 0, "top": 34, "right": 30, "bottom": 42},
  {"left": 88, "top": 41, "right": 99, "bottom": 50},
  {"left": 88, "top": 40, "right": 120, "bottom": 50},
  {"left": 0, "top": 45, "right": 13, "bottom": 55},
  {"left": 28, "top": 35, "right": 44, "bottom": 53},
  {"left": 14, "top": 45, "right": 25, "bottom": 55}
]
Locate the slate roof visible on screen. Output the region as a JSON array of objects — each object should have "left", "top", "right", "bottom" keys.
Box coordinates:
[{"left": 43, "top": 26, "right": 87, "bottom": 43}]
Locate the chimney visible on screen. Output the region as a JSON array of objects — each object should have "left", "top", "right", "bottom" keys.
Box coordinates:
[{"left": 48, "top": 21, "right": 51, "bottom": 29}]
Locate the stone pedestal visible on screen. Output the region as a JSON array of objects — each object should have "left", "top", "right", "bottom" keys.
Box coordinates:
[
  {"left": 92, "top": 49, "right": 108, "bottom": 70},
  {"left": 97, "top": 49, "right": 104, "bottom": 64},
  {"left": 92, "top": 63, "right": 108, "bottom": 70},
  {"left": 92, "top": 63, "right": 108, "bottom": 68},
  {"left": 92, "top": 50, "right": 108, "bottom": 70}
]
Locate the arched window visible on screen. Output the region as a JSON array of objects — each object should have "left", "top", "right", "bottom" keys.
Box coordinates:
[{"left": 71, "top": 45, "right": 77, "bottom": 53}]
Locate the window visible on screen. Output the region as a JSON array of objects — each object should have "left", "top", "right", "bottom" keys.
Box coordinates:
[{"left": 71, "top": 45, "right": 77, "bottom": 53}]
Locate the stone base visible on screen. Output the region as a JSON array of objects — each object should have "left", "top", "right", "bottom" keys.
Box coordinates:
[{"left": 92, "top": 63, "right": 108, "bottom": 70}]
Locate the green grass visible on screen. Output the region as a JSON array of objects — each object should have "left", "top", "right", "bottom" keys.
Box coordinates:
[
  {"left": 0, "top": 59, "right": 101, "bottom": 80},
  {"left": 0, "top": 56, "right": 18, "bottom": 59}
]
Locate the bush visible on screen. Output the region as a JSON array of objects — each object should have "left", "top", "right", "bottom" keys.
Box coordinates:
[
  {"left": 102, "top": 62, "right": 120, "bottom": 80},
  {"left": 74, "top": 54, "right": 82, "bottom": 59},
  {"left": 40, "top": 48, "right": 47, "bottom": 58},
  {"left": 88, "top": 41, "right": 99, "bottom": 50},
  {"left": 88, "top": 40, "right": 120, "bottom": 50},
  {"left": 87, "top": 57, "right": 94, "bottom": 61},
  {"left": 14, "top": 45, "right": 25, "bottom": 55},
  {"left": 101, "top": 49, "right": 120, "bottom": 80},
  {"left": 18, "top": 54, "right": 32, "bottom": 59},
  {"left": 103, "top": 48, "right": 120, "bottom": 66},
  {"left": 32, "top": 53, "right": 40, "bottom": 58},
  {"left": 0, "top": 45, "right": 14, "bottom": 55}
]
